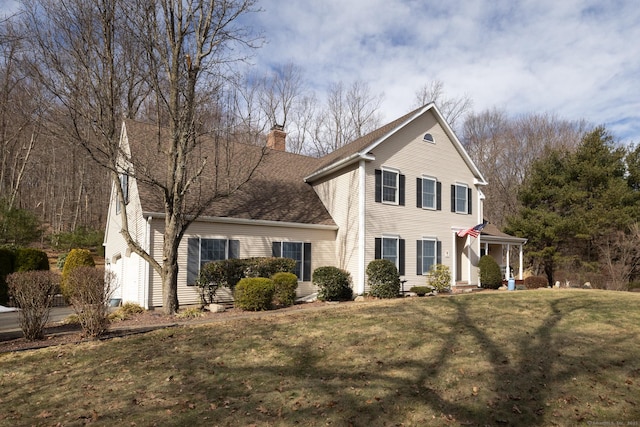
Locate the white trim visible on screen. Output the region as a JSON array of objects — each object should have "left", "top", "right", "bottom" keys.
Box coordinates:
[
  {"left": 143, "top": 216, "right": 151, "bottom": 309},
  {"left": 381, "top": 167, "right": 400, "bottom": 206},
  {"left": 357, "top": 160, "right": 366, "bottom": 295},
  {"left": 304, "top": 153, "right": 375, "bottom": 183},
  {"left": 420, "top": 176, "right": 437, "bottom": 210},
  {"left": 142, "top": 212, "right": 339, "bottom": 231},
  {"left": 454, "top": 183, "right": 469, "bottom": 214}
]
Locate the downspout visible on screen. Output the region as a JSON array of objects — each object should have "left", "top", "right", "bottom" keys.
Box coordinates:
[
  {"left": 143, "top": 216, "right": 151, "bottom": 309},
  {"left": 357, "top": 160, "right": 366, "bottom": 294}
]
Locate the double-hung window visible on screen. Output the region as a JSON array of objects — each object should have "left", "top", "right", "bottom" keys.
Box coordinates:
[
  {"left": 451, "top": 183, "right": 472, "bottom": 214},
  {"left": 273, "top": 241, "right": 312, "bottom": 281},
  {"left": 187, "top": 238, "right": 239, "bottom": 285},
  {"left": 416, "top": 239, "right": 441, "bottom": 275},
  {"left": 374, "top": 236, "right": 405, "bottom": 275},
  {"left": 375, "top": 168, "right": 405, "bottom": 205},
  {"left": 115, "top": 172, "right": 129, "bottom": 214}
]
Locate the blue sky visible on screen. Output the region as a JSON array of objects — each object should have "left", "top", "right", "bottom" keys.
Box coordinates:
[{"left": 245, "top": 0, "right": 640, "bottom": 144}]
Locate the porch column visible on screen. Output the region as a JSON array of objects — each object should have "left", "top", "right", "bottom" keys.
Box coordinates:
[
  {"left": 451, "top": 231, "right": 457, "bottom": 288},
  {"left": 505, "top": 243, "right": 511, "bottom": 280},
  {"left": 519, "top": 244, "right": 524, "bottom": 280}
]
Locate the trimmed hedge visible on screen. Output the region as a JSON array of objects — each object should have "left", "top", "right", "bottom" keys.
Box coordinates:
[
  {"left": 61, "top": 249, "right": 96, "bottom": 299},
  {"left": 367, "top": 259, "right": 400, "bottom": 299},
  {"left": 524, "top": 275, "right": 549, "bottom": 289},
  {"left": 244, "top": 257, "right": 296, "bottom": 279},
  {"left": 479, "top": 255, "right": 503, "bottom": 289},
  {"left": 15, "top": 248, "right": 50, "bottom": 272},
  {"left": 272, "top": 272, "right": 298, "bottom": 307},
  {"left": 313, "top": 266, "right": 353, "bottom": 301},
  {"left": 0, "top": 248, "right": 15, "bottom": 305},
  {"left": 234, "top": 278, "right": 275, "bottom": 311}
]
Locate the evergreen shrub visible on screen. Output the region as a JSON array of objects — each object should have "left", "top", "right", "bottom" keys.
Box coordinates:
[
  {"left": 14, "top": 248, "right": 50, "bottom": 272},
  {"left": 0, "top": 248, "right": 15, "bottom": 305},
  {"left": 272, "top": 272, "right": 298, "bottom": 307},
  {"left": 313, "top": 266, "right": 353, "bottom": 301},
  {"left": 61, "top": 249, "right": 96, "bottom": 299},
  {"left": 426, "top": 264, "right": 451, "bottom": 293},
  {"left": 234, "top": 278, "right": 275, "bottom": 311},
  {"left": 367, "top": 259, "right": 400, "bottom": 298},
  {"left": 244, "top": 257, "right": 296, "bottom": 279},
  {"left": 478, "top": 255, "right": 503, "bottom": 289},
  {"left": 524, "top": 275, "right": 549, "bottom": 289}
]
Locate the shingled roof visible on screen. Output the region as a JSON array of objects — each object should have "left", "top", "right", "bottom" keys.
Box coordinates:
[{"left": 123, "top": 120, "right": 335, "bottom": 226}]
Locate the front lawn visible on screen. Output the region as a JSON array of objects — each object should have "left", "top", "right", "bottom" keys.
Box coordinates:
[{"left": 1, "top": 289, "right": 639, "bottom": 426}]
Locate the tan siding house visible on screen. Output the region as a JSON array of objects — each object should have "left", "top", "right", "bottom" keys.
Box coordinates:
[{"left": 104, "top": 103, "right": 521, "bottom": 309}]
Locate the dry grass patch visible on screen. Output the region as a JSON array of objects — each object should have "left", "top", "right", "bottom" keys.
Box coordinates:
[{"left": 1, "top": 290, "right": 640, "bottom": 426}]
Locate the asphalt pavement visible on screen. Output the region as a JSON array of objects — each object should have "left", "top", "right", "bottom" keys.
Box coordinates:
[{"left": 0, "top": 306, "right": 74, "bottom": 334}]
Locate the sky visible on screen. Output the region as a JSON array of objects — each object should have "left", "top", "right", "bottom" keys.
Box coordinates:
[{"left": 244, "top": 0, "right": 640, "bottom": 144}]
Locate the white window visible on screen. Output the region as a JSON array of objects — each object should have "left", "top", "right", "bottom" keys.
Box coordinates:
[
  {"left": 422, "top": 177, "right": 436, "bottom": 209},
  {"left": 273, "top": 241, "right": 312, "bottom": 281},
  {"left": 115, "top": 173, "right": 129, "bottom": 214},
  {"left": 455, "top": 183, "right": 468, "bottom": 214},
  {"left": 187, "top": 238, "right": 239, "bottom": 285},
  {"left": 382, "top": 236, "right": 399, "bottom": 268},
  {"left": 382, "top": 169, "right": 399, "bottom": 204},
  {"left": 420, "top": 239, "right": 437, "bottom": 274}
]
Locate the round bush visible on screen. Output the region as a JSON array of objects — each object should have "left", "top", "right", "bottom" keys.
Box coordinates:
[
  {"left": 427, "top": 264, "right": 452, "bottom": 293},
  {"left": 524, "top": 275, "right": 549, "bottom": 289},
  {"left": 234, "top": 278, "right": 275, "bottom": 311},
  {"left": 61, "top": 249, "right": 96, "bottom": 299},
  {"left": 272, "top": 272, "right": 298, "bottom": 307},
  {"left": 367, "top": 259, "right": 400, "bottom": 299},
  {"left": 313, "top": 266, "right": 353, "bottom": 301},
  {"left": 478, "top": 255, "right": 503, "bottom": 289},
  {"left": 14, "top": 248, "right": 50, "bottom": 272}
]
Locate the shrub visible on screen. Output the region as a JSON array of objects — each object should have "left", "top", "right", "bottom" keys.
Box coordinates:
[
  {"left": 196, "top": 261, "right": 226, "bottom": 305},
  {"left": 56, "top": 252, "right": 68, "bottom": 270},
  {"left": 61, "top": 249, "right": 95, "bottom": 299},
  {"left": 50, "top": 226, "right": 104, "bottom": 255},
  {"left": 109, "top": 302, "right": 145, "bottom": 321},
  {"left": 234, "top": 278, "right": 275, "bottom": 311},
  {"left": 244, "top": 257, "right": 296, "bottom": 279},
  {"left": 313, "top": 266, "right": 353, "bottom": 301},
  {"left": 0, "top": 248, "right": 15, "bottom": 305},
  {"left": 427, "top": 264, "right": 452, "bottom": 293},
  {"left": 478, "top": 255, "right": 503, "bottom": 289},
  {"left": 176, "top": 307, "right": 204, "bottom": 319},
  {"left": 7, "top": 270, "right": 58, "bottom": 340},
  {"left": 272, "top": 272, "right": 298, "bottom": 307},
  {"left": 524, "top": 275, "right": 549, "bottom": 289},
  {"left": 66, "top": 267, "right": 114, "bottom": 338},
  {"left": 367, "top": 259, "right": 400, "bottom": 299},
  {"left": 14, "top": 248, "right": 50, "bottom": 272},
  {"left": 0, "top": 201, "right": 42, "bottom": 245},
  {"left": 409, "top": 286, "right": 431, "bottom": 296}
]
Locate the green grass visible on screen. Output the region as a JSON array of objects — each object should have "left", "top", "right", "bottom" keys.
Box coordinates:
[{"left": 2, "top": 289, "right": 640, "bottom": 426}]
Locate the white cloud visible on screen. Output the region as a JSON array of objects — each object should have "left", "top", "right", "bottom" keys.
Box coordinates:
[{"left": 246, "top": 0, "right": 640, "bottom": 143}]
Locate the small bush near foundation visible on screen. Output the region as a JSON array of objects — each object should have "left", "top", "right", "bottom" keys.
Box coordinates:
[
  {"left": 479, "top": 255, "right": 503, "bottom": 289},
  {"left": 7, "top": 270, "right": 58, "bottom": 340},
  {"left": 367, "top": 259, "right": 400, "bottom": 299},
  {"left": 313, "top": 267, "right": 353, "bottom": 301},
  {"left": 427, "top": 264, "right": 452, "bottom": 293},
  {"left": 66, "top": 267, "right": 114, "bottom": 338},
  {"left": 234, "top": 278, "right": 275, "bottom": 311},
  {"left": 109, "top": 302, "right": 145, "bottom": 321},
  {"left": 272, "top": 272, "right": 298, "bottom": 307},
  {"left": 410, "top": 286, "right": 431, "bottom": 296},
  {"left": 177, "top": 307, "right": 204, "bottom": 319},
  {"left": 524, "top": 275, "right": 549, "bottom": 289},
  {"left": 244, "top": 257, "right": 296, "bottom": 279}
]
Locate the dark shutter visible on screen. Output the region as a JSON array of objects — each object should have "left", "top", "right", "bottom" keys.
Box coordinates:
[
  {"left": 375, "top": 169, "right": 382, "bottom": 203},
  {"left": 272, "top": 241, "right": 281, "bottom": 257},
  {"left": 467, "top": 188, "right": 473, "bottom": 214},
  {"left": 437, "top": 241, "right": 442, "bottom": 265},
  {"left": 374, "top": 238, "right": 381, "bottom": 259},
  {"left": 303, "top": 243, "right": 312, "bottom": 282},
  {"left": 399, "top": 174, "right": 405, "bottom": 206},
  {"left": 436, "top": 181, "right": 442, "bottom": 211},
  {"left": 187, "top": 238, "right": 200, "bottom": 286},
  {"left": 399, "top": 239, "right": 405, "bottom": 276},
  {"left": 416, "top": 178, "right": 422, "bottom": 208},
  {"left": 416, "top": 240, "right": 423, "bottom": 275},
  {"left": 229, "top": 240, "right": 240, "bottom": 259},
  {"left": 451, "top": 185, "right": 456, "bottom": 212}
]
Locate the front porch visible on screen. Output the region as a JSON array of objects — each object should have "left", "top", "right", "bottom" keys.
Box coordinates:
[{"left": 479, "top": 223, "right": 528, "bottom": 280}]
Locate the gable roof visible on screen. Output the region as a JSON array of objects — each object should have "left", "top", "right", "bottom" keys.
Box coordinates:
[
  {"left": 305, "top": 103, "right": 487, "bottom": 185},
  {"left": 122, "top": 120, "right": 335, "bottom": 226}
]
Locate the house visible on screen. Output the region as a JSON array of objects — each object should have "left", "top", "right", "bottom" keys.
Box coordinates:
[{"left": 104, "top": 103, "right": 525, "bottom": 309}]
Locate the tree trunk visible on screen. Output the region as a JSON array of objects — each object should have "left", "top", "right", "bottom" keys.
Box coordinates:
[{"left": 162, "top": 217, "right": 180, "bottom": 314}]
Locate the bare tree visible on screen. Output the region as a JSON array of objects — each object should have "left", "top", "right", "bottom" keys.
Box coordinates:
[
  {"left": 412, "top": 80, "right": 473, "bottom": 129},
  {"left": 598, "top": 223, "right": 640, "bottom": 290},
  {"left": 462, "top": 109, "right": 589, "bottom": 228}
]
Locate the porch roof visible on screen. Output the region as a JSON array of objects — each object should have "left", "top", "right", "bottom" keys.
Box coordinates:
[{"left": 480, "top": 223, "right": 527, "bottom": 245}]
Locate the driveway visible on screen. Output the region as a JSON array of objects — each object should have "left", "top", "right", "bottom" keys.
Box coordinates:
[{"left": 0, "top": 306, "right": 74, "bottom": 333}]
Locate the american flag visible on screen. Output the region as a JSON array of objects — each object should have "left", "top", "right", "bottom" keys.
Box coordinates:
[{"left": 457, "top": 223, "right": 486, "bottom": 239}]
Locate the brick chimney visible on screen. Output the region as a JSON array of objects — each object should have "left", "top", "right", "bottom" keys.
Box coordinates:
[{"left": 266, "top": 124, "right": 286, "bottom": 151}]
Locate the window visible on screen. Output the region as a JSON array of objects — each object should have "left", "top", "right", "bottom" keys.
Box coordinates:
[
  {"left": 374, "top": 236, "right": 405, "bottom": 275},
  {"left": 416, "top": 177, "right": 442, "bottom": 210},
  {"left": 423, "top": 133, "right": 434, "bottom": 143},
  {"left": 416, "top": 239, "right": 441, "bottom": 275},
  {"left": 375, "top": 168, "right": 405, "bottom": 205},
  {"left": 115, "top": 172, "right": 129, "bottom": 214},
  {"left": 451, "top": 184, "right": 472, "bottom": 214},
  {"left": 273, "top": 241, "right": 312, "bottom": 281},
  {"left": 187, "top": 238, "right": 239, "bottom": 285}
]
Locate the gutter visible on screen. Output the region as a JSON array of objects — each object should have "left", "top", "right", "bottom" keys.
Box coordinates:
[{"left": 142, "top": 212, "right": 339, "bottom": 231}]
